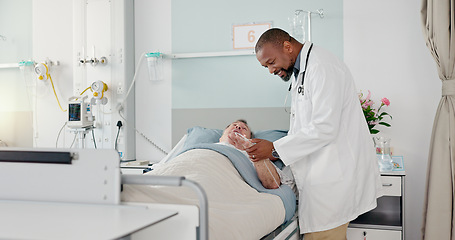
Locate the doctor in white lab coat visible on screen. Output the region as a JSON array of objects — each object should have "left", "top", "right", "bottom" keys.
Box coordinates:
[{"left": 247, "top": 28, "right": 383, "bottom": 239}]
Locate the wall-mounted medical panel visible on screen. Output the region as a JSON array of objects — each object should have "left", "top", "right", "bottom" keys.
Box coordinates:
[{"left": 73, "top": 0, "right": 135, "bottom": 161}]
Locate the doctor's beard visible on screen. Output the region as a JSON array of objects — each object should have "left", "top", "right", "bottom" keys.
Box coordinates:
[{"left": 280, "top": 68, "right": 294, "bottom": 82}]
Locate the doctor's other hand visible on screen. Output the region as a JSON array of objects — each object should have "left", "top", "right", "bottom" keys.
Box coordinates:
[{"left": 246, "top": 139, "right": 275, "bottom": 162}]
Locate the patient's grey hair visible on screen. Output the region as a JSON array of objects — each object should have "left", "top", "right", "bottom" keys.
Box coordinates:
[{"left": 255, "top": 28, "right": 293, "bottom": 53}]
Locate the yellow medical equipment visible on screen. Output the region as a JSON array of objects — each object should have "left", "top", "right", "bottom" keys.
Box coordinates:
[
  {"left": 34, "top": 62, "right": 66, "bottom": 112},
  {"left": 79, "top": 80, "right": 109, "bottom": 105}
]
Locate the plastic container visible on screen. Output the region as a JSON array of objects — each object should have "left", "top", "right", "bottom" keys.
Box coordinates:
[{"left": 145, "top": 52, "right": 163, "bottom": 81}]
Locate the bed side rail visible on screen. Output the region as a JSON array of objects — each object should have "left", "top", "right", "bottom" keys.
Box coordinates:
[{"left": 121, "top": 175, "right": 208, "bottom": 240}]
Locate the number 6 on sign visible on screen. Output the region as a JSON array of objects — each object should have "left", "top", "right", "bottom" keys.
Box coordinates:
[
  {"left": 233, "top": 23, "right": 271, "bottom": 50},
  {"left": 248, "top": 31, "right": 255, "bottom": 42}
]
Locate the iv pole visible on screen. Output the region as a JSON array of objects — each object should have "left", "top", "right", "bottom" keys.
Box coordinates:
[{"left": 294, "top": 9, "right": 324, "bottom": 42}]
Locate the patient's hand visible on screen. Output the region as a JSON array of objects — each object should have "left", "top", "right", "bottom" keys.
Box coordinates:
[{"left": 228, "top": 132, "right": 254, "bottom": 151}]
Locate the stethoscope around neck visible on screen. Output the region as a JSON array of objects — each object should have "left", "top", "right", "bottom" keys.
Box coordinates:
[{"left": 284, "top": 43, "right": 313, "bottom": 113}]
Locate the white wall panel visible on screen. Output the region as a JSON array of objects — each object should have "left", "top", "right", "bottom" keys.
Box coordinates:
[
  {"left": 134, "top": 0, "right": 172, "bottom": 162},
  {"left": 33, "top": 0, "right": 73, "bottom": 148},
  {"left": 72, "top": 0, "right": 135, "bottom": 160},
  {"left": 344, "top": 1, "right": 440, "bottom": 239}
]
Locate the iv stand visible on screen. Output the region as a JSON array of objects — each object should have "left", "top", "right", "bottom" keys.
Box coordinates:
[
  {"left": 294, "top": 9, "right": 324, "bottom": 42},
  {"left": 69, "top": 126, "right": 94, "bottom": 149}
]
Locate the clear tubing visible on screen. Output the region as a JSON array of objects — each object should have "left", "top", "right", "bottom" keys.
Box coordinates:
[{"left": 120, "top": 52, "right": 146, "bottom": 109}]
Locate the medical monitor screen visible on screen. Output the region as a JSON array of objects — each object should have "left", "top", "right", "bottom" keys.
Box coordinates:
[{"left": 69, "top": 103, "right": 81, "bottom": 121}]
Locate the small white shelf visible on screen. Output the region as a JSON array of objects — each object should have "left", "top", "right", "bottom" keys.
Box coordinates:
[
  {"left": 0, "top": 63, "right": 20, "bottom": 69},
  {"left": 164, "top": 50, "right": 255, "bottom": 59}
]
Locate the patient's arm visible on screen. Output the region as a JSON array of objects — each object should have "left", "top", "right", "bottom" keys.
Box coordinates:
[{"left": 253, "top": 159, "right": 281, "bottom": 189}]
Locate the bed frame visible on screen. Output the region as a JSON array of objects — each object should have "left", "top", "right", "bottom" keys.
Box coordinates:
[{"left": 122, "top": 175, "right": 209, "bottom": 240}]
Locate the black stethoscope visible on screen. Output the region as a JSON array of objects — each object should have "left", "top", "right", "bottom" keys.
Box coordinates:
[{"left": 288, "top": 43, "right": 313, "bottom": 96}]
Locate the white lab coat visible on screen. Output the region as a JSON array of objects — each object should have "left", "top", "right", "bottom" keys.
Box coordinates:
[{"left": 274, "top": 42, "right": 383, "bottom": 234}]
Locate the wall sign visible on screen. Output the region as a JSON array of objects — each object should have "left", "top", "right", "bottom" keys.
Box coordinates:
[{"left": 232, "top": 23, "right": 271, "bottom": 50}]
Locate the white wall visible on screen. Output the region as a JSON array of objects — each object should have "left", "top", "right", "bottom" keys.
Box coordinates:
[
  {"left": 344, "top": 1, "right": 440, "bottom": 239},
  {"left": 0, "top": 0, "right": 33, "bottom": 147},
  {"left": 134, "top": 0, "right": 172, "bottom": 162},
  {"left": 33, "top": 0, "right": 74, "bottom": 148}
]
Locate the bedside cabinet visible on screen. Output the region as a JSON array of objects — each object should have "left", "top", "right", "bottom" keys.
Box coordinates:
[{"left": 347, "top": 171, "right": 405, "bottom": 240}]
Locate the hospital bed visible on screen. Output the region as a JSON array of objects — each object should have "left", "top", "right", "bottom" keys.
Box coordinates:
[
  {"left": 122, "top": 126, "right": 300, "bottom": 240},
  {"left": 0, "top": 127, "right": 300, "bottom": 239}
]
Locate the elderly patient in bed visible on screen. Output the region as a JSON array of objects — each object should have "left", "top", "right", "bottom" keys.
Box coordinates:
[
  {"left": 218, "top": 119, "right": 283, "bottom": 189},
  {"left": 121, "top": 120, "right": 295, "bottom": 240}
]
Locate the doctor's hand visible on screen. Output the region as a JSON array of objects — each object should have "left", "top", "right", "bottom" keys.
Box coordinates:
[{"left": 246, "top": 139, "right": 275, "bottom": 162}]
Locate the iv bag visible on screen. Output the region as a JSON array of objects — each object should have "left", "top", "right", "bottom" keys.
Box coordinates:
[{"left": 289, "top": 11, "right": 306, "bottom": 42}]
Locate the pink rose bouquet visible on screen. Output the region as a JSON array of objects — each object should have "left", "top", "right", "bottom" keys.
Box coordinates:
[{"left": 359, "top": 90, "right": 392, "bottom": 134}]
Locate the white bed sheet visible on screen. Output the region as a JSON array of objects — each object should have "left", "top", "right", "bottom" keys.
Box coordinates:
[{"left": 121, "top": 148, "right": 285, "bottom": 240}]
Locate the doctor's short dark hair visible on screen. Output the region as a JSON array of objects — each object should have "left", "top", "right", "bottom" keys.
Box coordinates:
[
  {"left": 225, "top": 119, "right": 254, "bottom": 138},
  {"left": 255, "top": 28, "right": 293, "bottom": 53}
]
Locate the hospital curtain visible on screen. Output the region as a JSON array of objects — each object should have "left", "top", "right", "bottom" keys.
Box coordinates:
[{"left": 420, "top": 0, "right": 455, "bottom": 239}]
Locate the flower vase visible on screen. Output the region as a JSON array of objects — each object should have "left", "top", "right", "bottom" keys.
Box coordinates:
[{"left": 373, "top": 136, "right": 393, "bottom": 172}]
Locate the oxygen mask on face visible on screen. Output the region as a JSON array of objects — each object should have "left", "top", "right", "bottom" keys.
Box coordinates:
[{"left": 234, "top": 131, "right": 254, "bottom": 149}]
